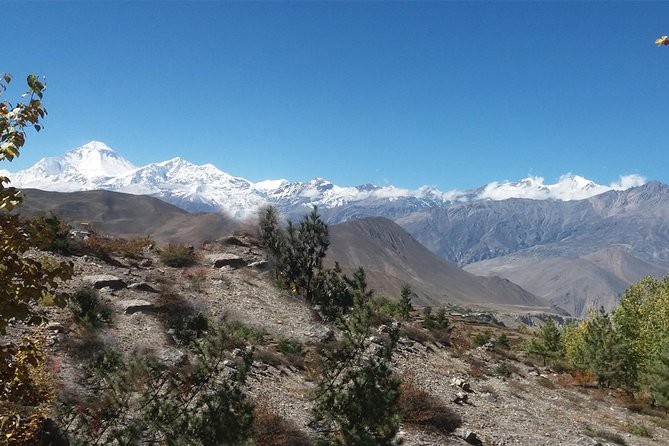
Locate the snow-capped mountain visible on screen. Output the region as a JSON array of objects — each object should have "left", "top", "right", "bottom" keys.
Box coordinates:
[
  {"left": 9, "top": 141, "right": 137, "bottom": 192},
  {"left": 5, "top": 141, "right": 647, "bottom": 217}
]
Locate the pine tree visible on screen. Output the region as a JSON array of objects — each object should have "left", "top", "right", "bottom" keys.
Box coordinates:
[
  {"left": 258, "top": 206, "right": 354, "bottom": 320},
  {"left": 397, "top": 283, "right": 413, "bottom": 321},
  {"left": 647, "top": 341, "right": 669, "bottom": 412},
  {"left": 313, "top": 268, "right": 401, "bottom": 445},
  {"left": 422, "top": 306, "right": 436, "bottom": 330},
  {"left": 582, "top": 307, "right": 625, "bottom": 388},
  {"left": 524, "top": 318, "right": 562, "bottom": 366},
  {"left": 258, "top": 205, "right": 285, "bottom": 280}
]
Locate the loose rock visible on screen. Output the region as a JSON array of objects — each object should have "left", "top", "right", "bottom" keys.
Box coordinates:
[
  {"left": 128, "top": 282, "right": 159, "bottom": 293},
  {"left": 84, "top": 274, "right": 127, "bottom": 290},
  {"left": 207, "top": 254, "right": 247, "bottom": 269},
  {"left": 118, "top": 299, "right": 155, "bottom": 314},
  {"left": 454, "top": 428, "right": 483, "bottom": 445}
]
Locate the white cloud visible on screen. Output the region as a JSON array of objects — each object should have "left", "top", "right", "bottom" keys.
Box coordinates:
[
  {"left": 476, "top": 173, "right": 645, "bottom": 202},
  {"left": 609, "top": 174, "right": 646, "bottom": 190}
]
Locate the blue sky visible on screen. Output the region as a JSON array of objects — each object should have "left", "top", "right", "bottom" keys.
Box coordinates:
[{"left": 4, "top": 1, "right": 669, "bottom": 190}]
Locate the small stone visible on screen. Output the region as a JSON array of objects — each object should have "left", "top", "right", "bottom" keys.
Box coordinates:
[
  {"left": 481, "top": 341, "right": 495, "bottom": 351},
  {"left": 219, "top": 236, "right": 249, "bottom": 247},
  {"left": 253, "top": 361, "right": 269, "bottom": 371},
  {"left": 223, "top": 359, "right": 237, "bottom": 369},
  {"left": 368, "top": 335, "right": 383, "bottom": 345},
  {"left": 139, "top": 258, "right": 153, "bottom": 267},
  {"left": 45, "top": 322, "right": 64, "bottom": 332},
  {"left": 248, "top": 260, "right": 270, "bottom": 272},
  {"left": 454, "top": 428, "right": 483, "bottom": 445},
  {"left": 452, "top": 392, "right": 468, "bottom": 404},
  {"left": 481, "top": 392, "right": 497, "bottom": 403}
]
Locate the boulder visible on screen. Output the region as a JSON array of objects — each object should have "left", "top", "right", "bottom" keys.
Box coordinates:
[
  {"left": 84, "top": 274, "right": 127, "bottom": 290},
  {"left": 157, "top": 348, "right": 188, "bottom": 366},
  {"left": 128, "top": 282, "right": 159, "bottom": 293},
  {"left": 305, "top": 325, "right": 334, "bottom": 343},
  {"left": 118, "top": 299, "right": 154, "bottom": 314},
  {"left": 207, "top": 254, "right": 247, "bottom": 269}
]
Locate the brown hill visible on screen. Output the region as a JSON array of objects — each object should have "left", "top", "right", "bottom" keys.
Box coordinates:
[
  {"left": 328, "top": 217, "right": 553, "bottom": 312},
  {"left": 18, "top": 189, "right": 237, "bottom": 245}
]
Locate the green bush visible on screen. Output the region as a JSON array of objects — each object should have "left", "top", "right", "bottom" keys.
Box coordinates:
[
  {"left": 625, "top": 422, "right": 652, "bottom": 437},
  {"left": 473, "top": 329, "right": 493, "bottom": 347},
  {"left": 57, "top": 325, "right": 255, "bottom": 445},
  {"left": 226, "top": 320, "right": 267, "bottom": 345},
  {"left": 422, "top": 306, "right": 450, "bottom": 331},
  {"left": 259, "top": 206, "right": 354, "bottom": 320},
  {"left": 157, "top": 292, "right": 209, "bottom": 344},
  {"left": 277, "top": 338, "right": 304, "bottom": 356},
  {"left": 68, "top": 287, "right": 112, "bottom": 329},
  {"left": 493, "top": 363, "right": 513, "bottom": 378},
  {"left": 159, "top": 243, "right": 197, "bottom": 267},
  {"left": 496, "top": 333, "right": 511, "bottom": 350},
  {"left": 29, "top": 212, "right": 74, "bottom": 254}
]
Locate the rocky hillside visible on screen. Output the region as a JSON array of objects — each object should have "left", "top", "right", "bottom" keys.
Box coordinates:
[{"left": 19, "top": 231, "right": 669, "bottom": 446}]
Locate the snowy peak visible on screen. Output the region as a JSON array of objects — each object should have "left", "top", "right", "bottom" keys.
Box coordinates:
[
  {"left": 4, "top": 141, "right": 649, "bottom": 216},
  {"left": 51, "top": 140, "right": 136, "bottom": 178},
  {"left": 8, "top": 141, "right": 137, "bottom": 192}
]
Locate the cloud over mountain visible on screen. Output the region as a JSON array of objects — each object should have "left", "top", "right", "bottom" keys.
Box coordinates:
[{"left": 476, "top": 173, "right": 647, "bottom": 202}]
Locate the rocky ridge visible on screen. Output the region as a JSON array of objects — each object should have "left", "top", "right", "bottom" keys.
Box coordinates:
[{"left": 25, "top": 233, "right": 669, "bottom": 445}]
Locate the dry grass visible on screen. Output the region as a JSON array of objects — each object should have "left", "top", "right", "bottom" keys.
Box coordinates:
[
  {"left": 159, "top": 243, "right": 198, "bottom": 267},
  {"left": 399, "top": 324, "right": 432, "bottom": 344},
  {"left": 254, "top": 347, "right": 305, "bottom": 370},
  {"left": 399, "top": 376, "right": 462, "bottom": 435},
  {"left": 83, "top": 234, "right": 154, "bottom": 260},
  {"left": 253, "top": 403, "right": 312, "bottom": 446}
]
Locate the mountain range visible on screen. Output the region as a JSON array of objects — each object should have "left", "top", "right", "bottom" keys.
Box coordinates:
[
  {"left": 4, "top": 141, "right": 645, "bottom": 217},
  {"left": 7, "top": 141, "right": 669, "bottom": 317}
]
